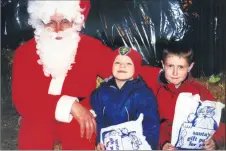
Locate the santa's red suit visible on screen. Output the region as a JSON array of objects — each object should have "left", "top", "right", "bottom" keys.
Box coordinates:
[{"left": 12, "top": 1, "right": 113, "bottom": 150}]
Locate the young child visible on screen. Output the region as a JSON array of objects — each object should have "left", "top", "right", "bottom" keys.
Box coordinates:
[
  {"left": 90, "top": 47, "right": 160, "bottom": 150},
  {"left": 141, "top": 44, "right": 225, "bottom": 150}
]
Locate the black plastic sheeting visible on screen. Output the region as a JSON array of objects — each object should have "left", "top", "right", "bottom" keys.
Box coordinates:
[
  {"left": 85, "top": 0, "right": 189, "bottom": 67},
  {"left": 1, "top": 0, "right": 226, "bottom": 77}
]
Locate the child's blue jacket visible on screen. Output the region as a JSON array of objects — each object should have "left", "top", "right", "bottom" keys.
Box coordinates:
[{"left": 90, "top": 76, "right": 160, "bottom": 149}]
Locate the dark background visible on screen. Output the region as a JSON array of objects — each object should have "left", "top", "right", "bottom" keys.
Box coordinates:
[{"left": 1, "top": 0, "right": 226, "bottom": 77}]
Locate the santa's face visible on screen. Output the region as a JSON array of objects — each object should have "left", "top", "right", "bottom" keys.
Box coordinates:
[
  {"left": 44, "top": 13, "right": 73, "bottom": 40},
  {"left": 35, "top": 13, "right": 81, "bottom": 78}
]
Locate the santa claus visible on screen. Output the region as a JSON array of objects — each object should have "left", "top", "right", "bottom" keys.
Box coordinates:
[{"left": 12, "top": 0, "right": 113, "bottom": 150}]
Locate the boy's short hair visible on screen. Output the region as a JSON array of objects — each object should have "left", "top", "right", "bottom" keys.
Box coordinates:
[{"left": 162, "top": 43, "right": 194, "bottom": 65}]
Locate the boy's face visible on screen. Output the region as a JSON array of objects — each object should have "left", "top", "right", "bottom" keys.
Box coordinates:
[
  {"left": 112, "top": 55, "right": 135, "bottom": 81},
  {"left": 162, "top": 54, "right": 194, "bottom": 87}
]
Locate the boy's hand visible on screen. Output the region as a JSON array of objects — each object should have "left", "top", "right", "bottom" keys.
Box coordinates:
[
  {"left": 96, "top": 143, "right": 105, "bottom": 150},
  {"left": 202, "top": 138, "right": 216, "bottom": 150},
  {"left": 162, "top": 143, "right": 177, "bottom": 150}
]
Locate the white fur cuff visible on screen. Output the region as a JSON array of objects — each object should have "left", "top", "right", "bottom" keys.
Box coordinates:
[{"left": 55, "top": 95, "right": 79, "bottom": 123}]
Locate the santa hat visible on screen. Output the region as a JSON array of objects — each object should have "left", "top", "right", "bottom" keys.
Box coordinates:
[
  {"left": 112, "top": 47, "right": 143, "bottom": 78},
  {"left": 27, "top": 0, "right": 90, "bottom": 29}
]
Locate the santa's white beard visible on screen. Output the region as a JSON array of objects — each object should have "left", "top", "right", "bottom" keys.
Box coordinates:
[{"left": 35, "top": 27, "right": 80, "bottom": 78}]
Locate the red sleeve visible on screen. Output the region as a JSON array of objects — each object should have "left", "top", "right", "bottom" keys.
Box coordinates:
[
  {"left": 95, "top": 43, "right": 114, "bottom": 79},
  {"left": 158, "top": 120, "right": 172, "bottom": 149},
  {"left": 12, "top": 44, "right": 61, "bottom": 121},
  {"left": 213, "top": 122, "right": 225, "bottom": 149},
  {"left": 140, "top": 65, "right": 161, "bottom": 93}
]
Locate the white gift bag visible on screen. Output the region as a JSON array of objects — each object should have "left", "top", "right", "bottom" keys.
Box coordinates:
[
  {"left": 171, "top": 93, "right": 225, "bottom": 149},
  {"left": 100, "top": 113, "right": 152, "bottom": 150}
]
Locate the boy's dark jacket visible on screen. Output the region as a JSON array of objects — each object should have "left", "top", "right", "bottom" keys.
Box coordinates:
[{"left": 90, "top": 76, "right": 160, "bottom": 149}]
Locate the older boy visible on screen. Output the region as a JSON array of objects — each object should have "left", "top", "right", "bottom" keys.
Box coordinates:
[{"left": 141, "top": 44, "right": 225, "bottom": 150}]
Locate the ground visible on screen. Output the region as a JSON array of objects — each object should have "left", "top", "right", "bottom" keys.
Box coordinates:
[{"left": 1, "top": 102, "right": 19, "bottom": 150}]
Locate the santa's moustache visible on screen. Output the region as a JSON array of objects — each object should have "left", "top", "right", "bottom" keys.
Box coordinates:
[{"left": 35, "top": 27, "right": 80, "bottom": 78}]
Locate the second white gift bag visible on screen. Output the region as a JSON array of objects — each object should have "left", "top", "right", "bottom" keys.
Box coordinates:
[{"left": 171, "top": 93, "right": 225, "bottom": 149}]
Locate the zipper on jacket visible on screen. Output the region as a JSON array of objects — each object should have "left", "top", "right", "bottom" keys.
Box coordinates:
[
  {"left": 103, "top": 106, "right": 106, "bottom": 115},
  {"left": 125, "top": 107, "right": 129, "bottom": 121}
]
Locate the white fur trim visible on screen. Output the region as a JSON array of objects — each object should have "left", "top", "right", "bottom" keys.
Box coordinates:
[
  {"left": 48, "top": 77, "right": 65, "bottom": 95},
  {"left": 35, "top": 27, "right": 80, "bottom": 78},
  {"left": 27, "top": 1, "right": 85, "bottom": 29},
  {"left": 55, "top": 95, "right": 79, "bottom": 123}
]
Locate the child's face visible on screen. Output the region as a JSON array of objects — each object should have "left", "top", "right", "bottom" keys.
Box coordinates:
[
  {"left": 112, "top": 55, "right": 135, "bottom": 81},
  {"left": 162, "top": 54, "right": 194, "bottom": 87}
]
